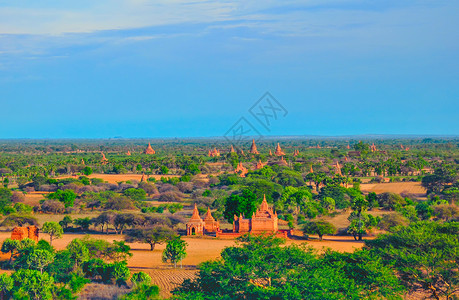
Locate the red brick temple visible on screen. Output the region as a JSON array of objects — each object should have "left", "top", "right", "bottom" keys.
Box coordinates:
[
  {"left": 274, "top": 143, "right": 285, "bottom": 156},
  {"left": 11, "top": 226, "right": 39, "bottom": 242},
  {"left": 144, "top": 143, "right": 155, "bottom": 154},
  {"left": 249, "top": 139, "right": 259, "bottom": 154},
  {"left": 231, "top": 195, "right": 281, "bottom": 234},
  {"left": 186, "top": 204, "right": 220, "bottom": 236},
  {"left": 208, "top": 148, "right": 220, "bottom": 157}
]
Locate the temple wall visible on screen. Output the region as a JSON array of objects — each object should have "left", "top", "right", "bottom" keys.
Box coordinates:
[
  {"left": 11, "top": 226, "right": 39, "bottom": 242},
  {"left": 251, "top": 219, "right": 277, "bottom": 232}
]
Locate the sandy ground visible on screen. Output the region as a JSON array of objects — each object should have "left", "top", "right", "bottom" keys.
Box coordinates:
[
  {"left": 23, "top": 192, "right": 49, "bottom": 206},
  {"left": 360, "top": 182, "right": 426, "bottom": 197},
  {"left": 0, "top": 232, "right": 364, "bottom": 298},
  {"left": 56, "top": 173, "right": 180, "bottom": 184}
]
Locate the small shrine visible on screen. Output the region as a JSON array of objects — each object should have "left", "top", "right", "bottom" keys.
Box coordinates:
[
  {"left": 186, "top": 204, "right": 220, "bottom": 236},
  {"left": 249, "top": 139, "right": 259, "bottom": 154},
  {"left": 235, "top": 162, "right": 248, "bottom": 177},
  {"left": 233, "top": 195, "right": 278, "bottom": 234},
  {"left": 255, "top": 160, "right": 264, "bottom": 170},
  {"left": 11, "top": 226, "right": 39, "bottom": 242},
  {"left": 274, "top": 143, "right": 285, "bottom": 156},
  {"left": 144, "top": 143, "right": 155, "bottom": 155},
  {"left": 208, "top": 148, "right": 220, "bottom": 157}
]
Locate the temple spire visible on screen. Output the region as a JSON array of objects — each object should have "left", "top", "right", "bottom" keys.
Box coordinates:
[
  {"left": 144, "top": 143, "right": 155, "bottom": 154},
  {"left": 190, "top": 204, "right": 202, "bottom": 221},
  {"left": 260, "top": 194, "right": 269, "bottom": 211},
  {"left": 250, "top": 139, "right": 259, "bottom": 154},
  {"left": 275, "top": 143, "right": 285, "bottom": 156}
]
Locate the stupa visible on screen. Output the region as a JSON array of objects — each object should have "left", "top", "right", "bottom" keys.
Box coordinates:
[
  {"left": 278, "top": 156, "right": 288, "bottom": 167},
  {"left": 255, "top": 160, "right": 264, "bottom": 170},
  {"left": 335, "top": 162, "right": 342, "bottom": 176},
  {"left": 269, "top": 149, "right": 273, "bottom": 156},
  {"left": 101, "top": 152, "right": 108, "bottom": 164},
  {"left": 144, "top": 143, "right": 155, "bottom": 155},
  {"left": 274, "top": 143, "right": 285, "bottom": 156},
  {"left": 233, "top": 195, "right": 278, "bottom": 234},
  {"left": 230, "top": 145, "right": 235, "bottom": 153},
  {"left": 186, "top": 204, "right": 204, "bottom": 235},
  {"left": 203, "top": 207, "right": 220, "bottom": 233},
  {"left": 208, "top": 148, "right": 220, "bottom": 157},
  {"left": 126, "top": 151, "right": 131, "bottom": 156},
  {"left": 235, "top": 162, "right": 248, "bottom": 177},
  {"left": 249, "top": 139, "right": 259, "bottom": 154}
]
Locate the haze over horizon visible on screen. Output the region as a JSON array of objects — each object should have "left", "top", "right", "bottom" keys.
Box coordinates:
[{"left": 1, "top": 1, "right": 458, "bottom": 139}]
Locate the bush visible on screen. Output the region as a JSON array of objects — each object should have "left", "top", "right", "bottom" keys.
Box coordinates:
[
  {"left": 41, "top": 200, "right": 65, "bottom": 214},
  {"left": 378, "top": 213, "right": 408, "bottom": 231}
]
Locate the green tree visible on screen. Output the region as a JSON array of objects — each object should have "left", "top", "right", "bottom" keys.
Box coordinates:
[
  {"left": 123, "top": 188, "right": 147, "bottom": 201},
  {"left": 131, "top": 271, "right": 152, "bottom": 288},
  {"left": 302, "top": 220, "right": 336, "bottom": 240},
  {"left": 173, "top": 234, "right": 403, "bottom": 299},
  {"left": 59, "top": 216, "right": 73, "bottom": 230},
  {"left": 0, "top": 273, "right": 13, "bottom": 299},
  {"left": 366, "top": 221, "right": 459, "bottom": 300},
  {"left": 67, "top": 239, "right": 89, "bottom": 268},
  {"left": 41, "top": 222, "right": 63, "bottom": 246},
  {"left": 26, "top": 249, "right": 55, "bottom": 274},
  {"left": 349, "top": 195, "right": 368, "bottom": 241},
  {"left": 223, "top": 190, "right": 259, "bottom": 223},
  {"left": 74, "top": 217, "right": 92, "bottom": 231},
  {"left": 1, "top": 238, "right": 20, "bottom": 264},
  {"left": 162, "top": 236, "right": 187, "bottom": 268},
  {"left": 11, "top": 269, "right": 54, "bottom": 300},
  {"left": 47, "top": 189, "right": 77, "bottom": 208},
  {"left": 1, "top": 214, "right": 38, "bottom": 227},
  {"left": 126, "top": 226, "right": 176, "bottom": 251},
  {"left": 82, "top": 166, "right": 93, "bottom": 176}
]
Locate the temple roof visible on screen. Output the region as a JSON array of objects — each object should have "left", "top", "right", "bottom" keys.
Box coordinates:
[
  {"left": 144, "top": 143, "right": 155, "bottom": 154},
  {"left": 253, "top": 195, "right": 277, "bottom": 218},
  {"left": 204, "top": 207, "right": 215, "bottom": 222},
  {"left": 275, "top": 143, "right": 285, "bottom": 156},
  {"left": 189, "top": 204, "right": 203, "bottom": 222},
  {"left": 250, "top": 139, "right": 259, "bottom": 154}
]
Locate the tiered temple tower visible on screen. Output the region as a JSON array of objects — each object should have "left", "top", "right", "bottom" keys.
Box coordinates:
[
  {"left": 249, "top": 139, "right": 259, "bottom": 154},
  {"left": 233, "top": 195, "right": 278, "bottom": 233},
  {"left": 274, "top": 143, "right": 285, "bottom": 156},
  {"left": 144, "top": 143, "right": 155, "bottom": 154}
]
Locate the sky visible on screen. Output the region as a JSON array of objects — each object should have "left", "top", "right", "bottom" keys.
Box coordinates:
[{"left": 0, "top": 0, "right": 458, "bottom": 138}]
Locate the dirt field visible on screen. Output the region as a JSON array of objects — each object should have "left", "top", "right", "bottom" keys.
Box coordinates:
[
  {"left": 0, "top": 232, "right": 364, "bottom": 298},
  {"left": 318, "top": 209, "right": 396, "bottom": 231},
  {"left": 360, "top": 182, "right": 426, "bottom": 197},
  {"left": 56, "top": 173, "right": 180, "bottom": 184},
  {"left": 23, "top": 191, "right": 49, "bottom": 206}
]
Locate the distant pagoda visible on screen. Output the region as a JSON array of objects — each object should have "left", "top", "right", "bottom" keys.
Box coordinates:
[
  {"left": 249, "top": 139, "right": 259, "bottom": 154},
  {"left": 144, "top": 143, "right": 155, "bottom": 155},
  {"left": 255, "top": 160, "right": 264, "bottom": 170},
  {"left": 208, "top": 148, "right": 220, "bottom": 157},
  {"left": 235, "top": 162, "right": 248, "bottom": 177},
  {"left": 101, "top": 152, "right": 108, "bottom": 164},
  {"left": 274, "top": 143, "right": 285, "bottom": 156}
]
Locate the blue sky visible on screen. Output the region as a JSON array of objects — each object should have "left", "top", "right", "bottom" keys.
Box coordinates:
[{"left": 0, "top": 0, "right": 458, "bottom": 138}]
